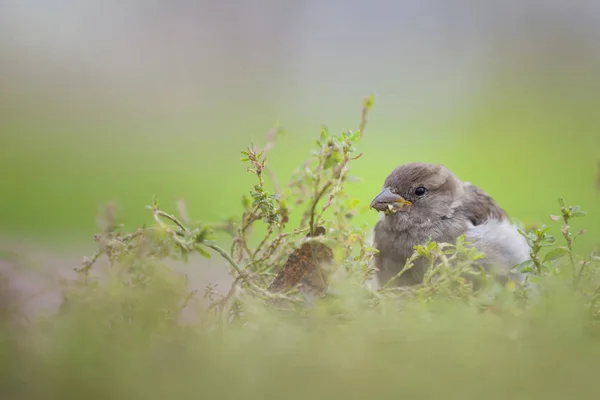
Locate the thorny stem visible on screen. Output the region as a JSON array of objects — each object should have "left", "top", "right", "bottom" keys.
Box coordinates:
[
  {"left": 560, "top": 210, "right": 577, "bottom": 284},
  {"left": 240, "top": 205, "right": 261, "bottom": 234},
  {"left": 357, "top": 95, "right": 371, "bottom": 137},
  {"left": 589, "top": 285, "right": 600, "bottom": 316},
  {"left": 231, "top": 204, "right": 261, "bottom": 259},
  {"left": 316, "top": 158, "right": 351, "bottom": 223},
  {"left": 307, "top": 95, "right": 371, "bottom": 234},
  {"left": 309, "top": 182, "right": 332, "bottom": 234},
  {"left": 244, "top": 228, "right": 308, "bottom": 271},
  {"left": 152, "top": 209, "right": 193, "bottom": 253},
  {"left": 81, "top": 96, "right": 375, "bottom": 312},
  {"left": 566, "top": 242, "right": 577, "bottom": 284},
  {"left": 203, "top": 241, "right": 246, "bottom": 278},
  {"left": 153, "top": 207, "right": 260, "bottom": 289},
  {"left": 202, "top": 258, "right": 297, "bottom": 307},
  {"left": 252, "top": 226, "right": 274, "bottom": 261},
  {"left": 208, "top": 277, "right": 242, "bottom": 311},
  {"left": 180, "top": 289, "right": 198, "bottom": 311},
  {"left": 575, "top": 250, "right": 597, "bottom": 289},
  {"left": 380, "top": 251, "right": 419, "bottom": 290},
  {"left": 153, "top": 209, "right": 189, "bottom": 233},
  {"left": 530, "top": 247, "right": 544, "bottom": 276},
  {"left": 78, "top": 229, "right": 144, "bottom": 273}
]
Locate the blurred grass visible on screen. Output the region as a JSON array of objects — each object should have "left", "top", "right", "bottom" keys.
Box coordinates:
[
  {"left": 1, "top": 78, "right": 599, "bottom": 253},
  {"left": 3, "top": 273, "right": 600, "bottom": 400}
]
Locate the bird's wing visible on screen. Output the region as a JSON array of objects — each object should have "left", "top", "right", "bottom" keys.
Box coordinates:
[
  {"left": 460, "top": 183, "right": 507, "bottom": 226},
  {"left": 465, "top": 219, "right": 529, "bottom": 281}
]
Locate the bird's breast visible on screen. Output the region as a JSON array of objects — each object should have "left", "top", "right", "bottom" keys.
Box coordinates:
[{"left": 374, "top": 215, "right": 472, "bottom": 258}]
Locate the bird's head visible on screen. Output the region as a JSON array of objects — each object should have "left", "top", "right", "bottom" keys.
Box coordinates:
[{"left": 370, "top": 163, "right": 464, "bottom": 218}]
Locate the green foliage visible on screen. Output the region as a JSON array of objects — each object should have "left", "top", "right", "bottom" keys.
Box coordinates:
[{"left": 2, "top": 95, "right": 600, "bottom": 399}]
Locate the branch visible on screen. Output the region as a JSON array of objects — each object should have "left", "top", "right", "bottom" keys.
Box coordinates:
[
  {"left": 153, "top": 209, "right": 189, "bottom": 233},
  {"left": 358, "top": 94, "right": 374, "bottom": 137},
  {"left": 309, "top": 182, "right": 332, "bottom": 234},
  {"left": 203, "top": 241, "right": 247, "bottom": 278}
]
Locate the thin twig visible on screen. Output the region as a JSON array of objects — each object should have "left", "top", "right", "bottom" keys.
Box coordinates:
[
  {"left": 208, "top": 277, "right": 242, "bottom": 311},
  {"left": 309, "top": 182, "right": 332, "bottom": 234},
  {"left": 358, "top": 94, "right": 372, "bottom": 137},
  {"left": 380, "top": 252, "right": 419, "bottom": 290},
  {"left": 252, "top": 226, "right": 274, "bottom": 261},
  {"left": 203, "top": 241, "right": 247, "bottom": 278},
  {"left": 153, "top": 209, "right": 189, "bottom": 233},
  {"left": 180, "top": 289, "right": 198, "bottom": 311}
]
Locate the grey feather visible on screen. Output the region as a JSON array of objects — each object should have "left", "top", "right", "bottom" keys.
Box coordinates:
[
  {"left": 371, "top": 162, "right": 530, "bottom": 288},
  {"left": 465, "top": 219, "right": 529, "bottom": 284}
]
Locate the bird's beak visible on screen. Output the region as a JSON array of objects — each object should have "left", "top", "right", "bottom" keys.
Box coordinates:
[{"left": 370, "top": 187, "right": 412, "bottom": 213}]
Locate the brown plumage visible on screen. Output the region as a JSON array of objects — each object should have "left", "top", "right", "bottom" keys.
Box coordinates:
[
  {"left": 268, "top": 226, "right": 334, "bottom": 294},
  {"left": 460, "top": 183, "right": 507, "bottom": 225},
  {"left": 371, "top": 163, "right": 524, "bottom": 287}
]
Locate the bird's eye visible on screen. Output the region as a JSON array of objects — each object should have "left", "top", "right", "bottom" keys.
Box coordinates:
[{"left": 414, "top": 187, "right": 427, "bottom": 196}]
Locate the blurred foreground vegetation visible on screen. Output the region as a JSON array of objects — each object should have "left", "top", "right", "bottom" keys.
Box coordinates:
[{"left": 2, "top": 98, "right": 600, "bottom": 399}]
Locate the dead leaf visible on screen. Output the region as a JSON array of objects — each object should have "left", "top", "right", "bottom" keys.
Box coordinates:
[{"left": 267, "top": 226, "right": 334, "bottom": 295}]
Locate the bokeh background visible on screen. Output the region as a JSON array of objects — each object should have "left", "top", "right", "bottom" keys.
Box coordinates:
[
  {"left": 3, "top": 4, "right": 600, "bottom": 397},
  {"left": 1, "top": 1, "right": 599, "bottom": 268}
]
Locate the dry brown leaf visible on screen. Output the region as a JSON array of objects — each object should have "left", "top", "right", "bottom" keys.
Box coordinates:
[{"left": 267, "top": 226, "right": 334, "bottom": 295}]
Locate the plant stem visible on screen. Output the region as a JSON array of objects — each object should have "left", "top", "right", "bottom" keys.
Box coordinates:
[
  {"left": 309, "top": 182, "right": 332, "bottom": 233},
  {"left": 203, "top": 241, "right": 246, "bottom": 278},
  {"left": 154, "top": 210, "right": 189, "bottom": 233}
]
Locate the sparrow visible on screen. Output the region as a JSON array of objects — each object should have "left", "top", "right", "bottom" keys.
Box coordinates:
[{"left": 370, "top": 163, "right": 529, "bottom": 288}]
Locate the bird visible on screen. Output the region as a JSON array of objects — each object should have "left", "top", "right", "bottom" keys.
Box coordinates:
[{"left": 370, "top": 162, "right": 529, "bottom": 288}]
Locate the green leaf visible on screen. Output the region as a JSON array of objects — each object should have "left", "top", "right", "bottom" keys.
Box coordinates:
[
  {"left": 241, "top": 194, "right": 251, "bottom": 209},
  {"left": 196, "top": 246, "right": 212, "bottom": 259},
  {"left": 570, "top": 210, "right": 587, "bottom": 218},
  {"left": 521, "top": 266, "right": 536, "bottom": 274},
  {"left": 331, "top": 137, "right": 341, "bottom": 149},
  {"left": 426, "top": 241, "right": 438, "bottom": 251},
  {"left": 347, "top": 198, "right": 360, "bottom": 208},
  {"left": 558, "top": 197, "right": 565, "bottom": 208},
  {"left": 320, "top": 126, "right": 329, "bottom": 142},
  {"left": 529, "top": 275, "right": 544, "bottom": 284},
  {"left": 363, "top": 94, "right": 375, "bottom": 109},
  {"left": 575, "top": 229, "right": 587, "bottom": 238},
  {"left": 543, "top": 247, "right": 569, "bottom": 263},
  {"left": 323, "top": 156, "right": 338, "bottom": 170},
  {"left": 513, "top": 259, "right": 533, "bottom": 273}
]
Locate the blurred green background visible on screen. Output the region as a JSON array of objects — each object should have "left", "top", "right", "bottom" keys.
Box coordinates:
[
  {"left": 2, "top": 4, "right": 600, "bottom": 399},
  {"left": 1, "top": 1, "right": 599, "bottom": 252}
]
